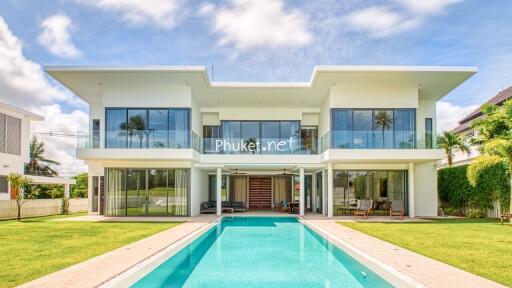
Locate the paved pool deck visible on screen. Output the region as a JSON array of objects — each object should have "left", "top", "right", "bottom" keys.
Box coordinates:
[{"left": 302, "top": 217, "right": 506, "bottom": 288}]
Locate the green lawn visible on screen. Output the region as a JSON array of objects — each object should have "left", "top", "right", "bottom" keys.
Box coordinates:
[
  {"left": 342, "top": 218, "right": 512, "bottom": 286},
  {"left": 0, "top": 213, "right": 181, "bottom": 288}
]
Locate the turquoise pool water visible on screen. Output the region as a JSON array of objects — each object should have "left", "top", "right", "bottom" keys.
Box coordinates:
[{"left": 132, "top": 217, "right": 393, "bottom": 288}]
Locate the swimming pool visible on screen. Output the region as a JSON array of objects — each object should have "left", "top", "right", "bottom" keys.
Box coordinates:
[{"left": 130, "top": 217, "right": 394, "bottom": 288}]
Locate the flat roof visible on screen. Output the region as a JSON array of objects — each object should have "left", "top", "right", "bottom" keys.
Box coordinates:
[
  {"left": 0, "top": 100, "right": 44, "bottom": 121},
  {"left": 45, "top": 65, "right": 477, "bottom": 105}
]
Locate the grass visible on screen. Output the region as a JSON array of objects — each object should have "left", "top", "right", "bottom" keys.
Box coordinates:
[
  {"left": 0, "top": 213, "right": 182, "bottom": 288},
  {"left": 341, "top": 218, "right": 512, "bottom": 286}
]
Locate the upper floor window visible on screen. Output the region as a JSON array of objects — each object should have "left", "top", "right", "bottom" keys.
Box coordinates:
[
  {"left": 331, "top": 109, "right": 416, "bottom": 149},
  {"left": 105, "top": 108, "right": 190, "bottom": 149},
  {"left": 0, "top": 113, "right": 21, "bottom": 155},
  {"left": 425, "top": 118, "right": 433, "bottom": 149}
]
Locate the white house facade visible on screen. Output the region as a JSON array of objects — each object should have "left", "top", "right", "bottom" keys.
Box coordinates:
[
  {"left": 0, "top": 101, "right": 44, "bottom": 200},
  {"left": 46, "top": 65, "right": 476, "bottom": 218}
]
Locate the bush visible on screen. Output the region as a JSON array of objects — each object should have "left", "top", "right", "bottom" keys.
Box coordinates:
[
  {"left": 438, "top": 165, "right": 475, "bottom": 209},
  {"left": 442, "top": 207, "right": 464, "bottom": 216},
  {"left": 467, "top": 208, "right": 484, "bottom": 218}
]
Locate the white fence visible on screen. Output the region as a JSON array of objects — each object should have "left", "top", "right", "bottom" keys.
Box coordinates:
[{"left": 0, "top": 198, "right": 88, "bottom": 220}]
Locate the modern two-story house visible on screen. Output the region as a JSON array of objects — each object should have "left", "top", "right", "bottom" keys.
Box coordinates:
[{"left": 46, "top": 65, "right": 476, "bottom": 218}]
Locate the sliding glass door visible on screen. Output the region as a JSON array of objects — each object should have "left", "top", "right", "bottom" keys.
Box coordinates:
[{"left": 106, "top": 168, "right": 189, "bottom": 216}]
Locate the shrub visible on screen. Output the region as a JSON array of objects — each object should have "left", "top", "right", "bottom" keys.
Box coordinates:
[
  {"left": 61, "top": 198, "right": 70, "bottom": 215},
  {"left": 467, "top": 208, "right": 484, "bottom": 218}
]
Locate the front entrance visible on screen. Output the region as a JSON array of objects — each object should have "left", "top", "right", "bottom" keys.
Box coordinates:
[{"left": 248, "top": 176, "right": 272, "bottom": 209}]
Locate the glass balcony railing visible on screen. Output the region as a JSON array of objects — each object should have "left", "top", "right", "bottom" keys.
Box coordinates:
[
  {"left": 320, "top": 130, "right": 436, "bottom": 152},
  {"left": 77, "top": 130, "right": 436, "bottom": 154},
  {"left": 77, "top": 130, "right": 194, "bottom": 149}
]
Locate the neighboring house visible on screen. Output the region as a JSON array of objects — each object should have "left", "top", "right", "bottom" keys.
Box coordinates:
[
  {"left": 0, "top": 101, "right": 43, "bottom": 199},
  {"left": 0, "top": 101, "right": 75, "bottom": 200},
  {"left": 442, "top": 86, "right": 512, "bottom": 167},
  {"left": 46, "top": 65, "right": 475, "bottom": 218}
]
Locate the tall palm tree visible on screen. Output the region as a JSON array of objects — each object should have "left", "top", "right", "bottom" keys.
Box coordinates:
[
  {"left": 437, "top": 131, "right": 470, "bottom": 166},
  {"left": 26, "top": 136, "right": 60, "bottom": 176},
  {"left": 374, "top": 111, "right": 393, "bottom": 148}
]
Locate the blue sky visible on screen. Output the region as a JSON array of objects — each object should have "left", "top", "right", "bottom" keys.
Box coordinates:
[{"left": 0, "top": 0, "right": 511, "bottom": 175}]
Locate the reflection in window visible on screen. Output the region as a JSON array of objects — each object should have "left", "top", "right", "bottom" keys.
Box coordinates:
[{"left": 149, "top": 110, "right": 168, "bottom": 148}]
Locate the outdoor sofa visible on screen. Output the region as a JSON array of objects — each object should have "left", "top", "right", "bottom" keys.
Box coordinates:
[{"left": 200, "top": 201, "right": 248, "bottom": 214}]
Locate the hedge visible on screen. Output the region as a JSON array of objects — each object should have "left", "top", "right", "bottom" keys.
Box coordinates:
[{"left": 438, "top": 164, "right": 510, "bottom": 215}]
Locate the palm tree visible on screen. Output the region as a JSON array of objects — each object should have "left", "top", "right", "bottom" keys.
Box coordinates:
[
  {"left": 374, "top": 111, "right": 393, "bottom": 148},
  {"left": 120, "top": 115, "right": 146, "bottom": 148},
  {"left": 468, "top": 139, "right": 512, "bottom": 223},
  {"left": 26, "top": 136, "right": 60, "bottom": 176},
  {"left": 437, "top": 131, "right": 469, "bottom": 166}
]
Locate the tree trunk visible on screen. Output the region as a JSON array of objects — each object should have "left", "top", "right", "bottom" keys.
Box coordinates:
[
  {"left": 447, "top": 148, "right": 452, "bottom": 166},
  {"left": 17, "top": 201, "right": 21, "bottom": 221}
]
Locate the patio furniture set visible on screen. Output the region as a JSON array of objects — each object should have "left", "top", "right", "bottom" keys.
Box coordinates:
[{"left": 338, "top": 199, "right": 405, "bottom": 220}]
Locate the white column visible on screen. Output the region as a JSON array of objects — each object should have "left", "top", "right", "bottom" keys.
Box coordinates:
[
  {"left": 299, "top": 168, "right": 305, "bottom": 216},
  {"left": 408, "top": 163, "right": 415, "bottom": 218},
  {"left": 322, "top": 170, "right": 327, "bottom": 215},
  {"left": 64, "top": 184, "right": 70, "bottom": 198},
  {"left": 311, "top": 173, "right": 317, "bottom": 213},
  {"left": 327, "top": 163, "right": 333, "bottom": 218},
  {"left": 87, "top": 175, "right": 93, "bottom": 214},
  {"left": 216, "top": 167, "right": 222, "bottom": 216}
]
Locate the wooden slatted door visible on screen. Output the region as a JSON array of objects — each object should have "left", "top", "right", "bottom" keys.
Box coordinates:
[{"left": 249, "top": 177, "right": 272, "bottom": 209}]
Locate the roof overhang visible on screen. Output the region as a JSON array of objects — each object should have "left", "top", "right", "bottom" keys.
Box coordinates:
[
  {"left": 45, "top": 65, "right": 477, "bottom": 106},
  {"left": 0, "top": 100, "right": 44, "bottom": 121}
]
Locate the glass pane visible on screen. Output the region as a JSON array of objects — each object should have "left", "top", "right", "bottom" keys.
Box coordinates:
[
  {"left": 209, "top": 174, "right": 228, "bottom": 201},
  {"left": 222, "top": 121, "right": 240, "bottom": 154},
  {"left": 106, "top": 169, "right": 126, "bottom": 216},
  {"left": 149, "top": 110, "right": 168, "bottom": 148},
  {"left": 315, "top": 172, "right": 322, "bottom": 213},
  {"left": 148, "top": 169, "right": 168, "bottom": 216},
  {"left": 203, "top": 126, "right": 220, "bottom": 153},
  {"left": 169, "top": 109, "right": 190, "bottom": 148},
  {"left": 333, "top": 170, "right": 350, "bottom": 215},
  {"left": 126, "top": 169, "right": 146, "bottom": 216},
  {"left": 171, "top": 169, "right": 189, "bottom": 216},
  {"left": 280, "top": 121, "right": 299, "bottom": 154},
  {"left": 332, "top": 110, "right": 353, "bottom": 148},
  {"left": 425, "top": 118, "right": 433, "bottom": 149},
  {"left": 106, "top": 109, "right": 127, "bottom": 148},
  {"left": 300, "top": 127, "right": 318, "bottom": 154},
  {"left": 241, "top": 122, "right": 259, "bottom": 154},
  {"left": 127, "top": 109, "right": 147, "bottom": 148},
  {"left": 395, "top": 110, "right": 416, "bottom": 148},
  {"left": 353, "top": 111, "right": 372, "bottom": 148},
  {"left": 261, "top": 121, "right": 280, "bottom": 154},
  {"left": 373, "top": 110, "right": 394, "bottom": 148}
]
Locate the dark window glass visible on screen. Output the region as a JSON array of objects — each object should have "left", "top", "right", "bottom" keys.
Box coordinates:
[
  {"left": 353, "top": 110, "right": 372, "bottom": 148},
  {"left": 301, "top": 126, "right": 318, "bottom": 154},
  {"left": 395, "top": 110, "right": 416, "bottom": 148},
  {"left": 106, "top": 109, "right": 127, "bottom": 148},
  {"left": 203, "top": 126, "right": 220, "bottom": 153},
  {"left": 241, "top": 122, "right": 259, "bottom": 154},
  {"left": 373, "top": 110, "right": 394, "bottom": 148},
  {"left": 280, "top": 121, "right": 299, "bottom": 153},
  {"left": 126, "top": 109, "right": 147, "bottom": 148},
  {"left": 425, "top": 118, "right": 433, "bottom": 149},
  {"left": 169, "top": 109, "right": 190, "bottom": 148},
  {"left": 331, "top": 110, "right": 353, "bottom": 148},
  {"left": 0, "top": 176, "right": 7, "bottom": 193},
  {"left": 209, "top": 174, "right": 228, "bottom": 201},
  {"left": 92, "top": 119, "right": 100, "bottom": 148},
  {"left": 261, "top": 121, "right": 280, "bottom": 154},
  {"left": 149, "top": 110, "right": 168, "bottom": 148}
]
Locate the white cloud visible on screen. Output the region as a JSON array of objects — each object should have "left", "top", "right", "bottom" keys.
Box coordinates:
[
  {"left": 345, "top": 0, "right": 462, "bottom": 37},
  {"left": 0, "top": 16, "right": 87, "bottom": 176},
  {"left": 396, "top": 0, "right": 462, "bottom": 15},
  {"left": 38, "top": 14, "right": 82, "bottom": 59},
  {"left": 200, "top": 0, "right": 312, "bottom": 50},
  {"left": 74, "top": 0, "right": 182, "bottom": 29},
  {"left": 436, "top": 101, "right": 478, "bottom": 132},
  {"left": 344, "top": 6, "right": 420, "bottom": 38},
  {"left": 0, "top": 16, "right": 80, "bottom": 108}
]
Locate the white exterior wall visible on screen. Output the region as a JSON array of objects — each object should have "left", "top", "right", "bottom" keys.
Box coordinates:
[
  {"left": 329, "top": 85, "right": 418, "bottom": 108},
  {"left": 0, "top": 107, "right": 33, "bottom": 200},
  {"left": 414, "top": 161, "right": 438, "bottom": 216},
  {"left": 416, "top": 98, "right": 436, "bottom": 144},
  {"left": 190, "top": 167, "right": 209, "bottom": 216}
]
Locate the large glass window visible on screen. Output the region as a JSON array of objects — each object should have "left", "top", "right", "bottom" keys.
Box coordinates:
[
  {"left": 208, "top": 174, "right": 228, "bottom": 201},
  {"left": 301, "top": 126, "right": 318, "bottom": 154},
  {"left": 105, "top": 168, "right": 189, "bottom": 216},
  {"left": 425, "top": 118, "right": 433, "bottom": 149},
  {"left": 105, "top": 108, "right": 190, "bottom": 148},
  {"left": 0, "top": 176, "right": 8, "bottom": 193},
  {"left": 261, "top": 121, "right": 280, "bottom": 155},
  {"left": 279, "top": 121, "right": 299, "bottom": 154},
  {"left": 241, "top": 122, "right": 259, "bottom": 154},
  {"left": 331, "top": 109, "right": 416, "bottom": 149},
  {"left": 333, "top": 170, "right": 407, "bottom": 215},
  {"left": 203, "top": 125, "right": 220, "bottom": 154}
]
